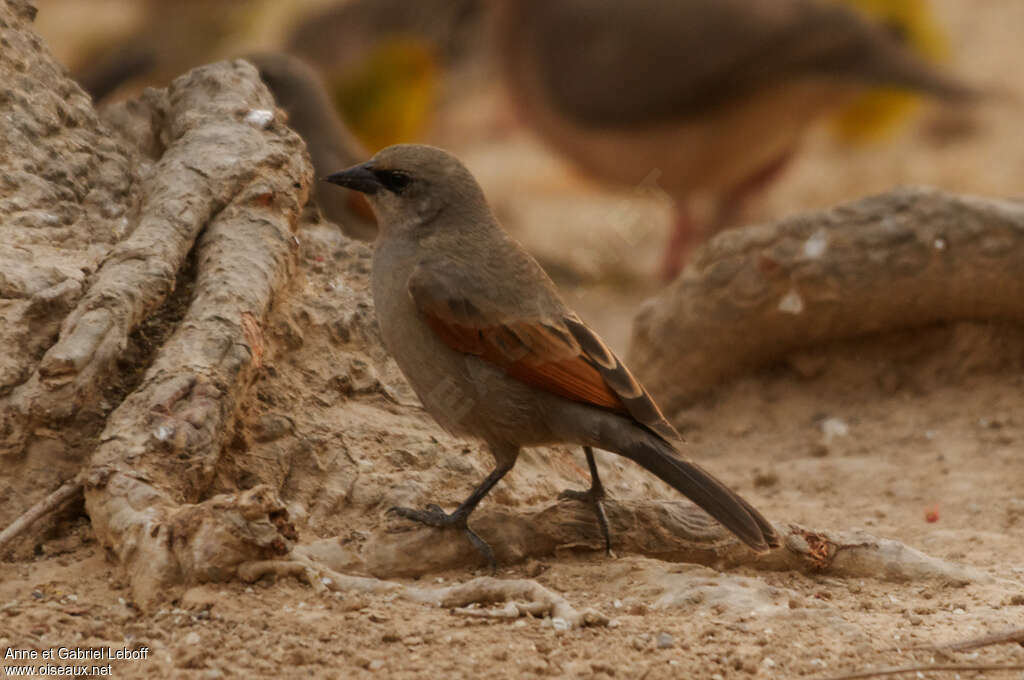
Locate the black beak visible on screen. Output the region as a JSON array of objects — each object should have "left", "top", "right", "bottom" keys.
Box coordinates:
[{"left": 323, "top": 163, "right": 381, "bottom": 195}]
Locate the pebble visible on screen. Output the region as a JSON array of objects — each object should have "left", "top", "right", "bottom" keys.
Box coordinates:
[
  {"left": 368, "top": 659, "right": 385, "bottom": 671},
  {"left": 656, "top": 632, "right": 674, "bottom": 649},
  {"left": 183, "top": 632, "right": 200, "bottom": 646},
  {"left": 244, "top": 109, "right": 274, "bottom": 128}
]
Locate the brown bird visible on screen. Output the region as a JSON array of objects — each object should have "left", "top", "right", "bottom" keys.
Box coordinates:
[
  {"left": 325, "top": 144, "right": 778, "bottom": 568},
  {"left": 248, "top": 53, "right": 377, "bottom": 240},
  {"left": 491, "top": 0, "right": 974, "bottom": 279}
]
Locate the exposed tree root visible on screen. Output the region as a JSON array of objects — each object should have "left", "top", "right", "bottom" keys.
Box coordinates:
[
  {"left": 292, "top": 498, "right": 988, "bottom": 584},
  {"left": 75, "top": 59, "right": 312, "bottom": 609},
  {"left": 930, "top": 627, "right": 1024, "bottom": 652},
  {"left": 239, "top": 555, "right": 606, "bottom": 629},
  {"left": 631, "top": 189, "right": 1024, "bottom": 408},
  {"left": 0, "top": 479, "right": 82, "bottom": 554}
]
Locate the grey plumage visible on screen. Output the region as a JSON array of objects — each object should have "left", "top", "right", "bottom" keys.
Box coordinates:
[{"left": 325, "top": 144, "right": 779, "bottom": 566}]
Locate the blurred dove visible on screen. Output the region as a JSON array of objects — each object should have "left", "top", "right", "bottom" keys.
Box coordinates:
[{"left": 492, "top": 0, "right": 974, "bottom": 279}]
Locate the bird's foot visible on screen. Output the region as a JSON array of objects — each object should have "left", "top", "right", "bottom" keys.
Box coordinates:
[
  {"left": 388, "top": 503, "right": 453, "bottom": 528},
  {"left": 558, "top": 487, "right": 613, "bottom": 556},
  {"left": 388, "top": 504, "right": 497, "bottom": 573}
]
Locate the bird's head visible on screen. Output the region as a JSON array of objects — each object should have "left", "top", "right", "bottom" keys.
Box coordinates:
[{"left": 323, "top": 144, "right": 487, "bottom": 237}]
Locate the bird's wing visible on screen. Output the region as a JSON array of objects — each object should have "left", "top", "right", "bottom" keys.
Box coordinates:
[
  {"left": 408, "top": 260, "right": 680, "bottom": 442},
  {"left": 526, "top": 0, "right": 965, "bottom": 128}
]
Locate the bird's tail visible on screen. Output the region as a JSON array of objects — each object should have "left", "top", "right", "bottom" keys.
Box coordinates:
[
  {"left": 849, "top": 26, "right": 978, "bottom": 102},
  {"left": 614, "top": 434, "right": 779, "bottom": 553}
]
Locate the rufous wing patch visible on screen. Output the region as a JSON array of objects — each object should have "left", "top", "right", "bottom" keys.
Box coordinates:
[{"left": 420, "top": 313, "right": 626, "bottom": 413}]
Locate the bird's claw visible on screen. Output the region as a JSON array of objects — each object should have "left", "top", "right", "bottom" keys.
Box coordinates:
[
  {"left": 389, "top": 503, "right": 497, "bottom": 573},
  {"left": 388, "top": 504, "right": 460, "bottom": 529}
]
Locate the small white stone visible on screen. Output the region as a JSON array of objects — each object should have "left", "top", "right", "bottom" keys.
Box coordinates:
[
  {"left": 244, "top": 109, "right": 274, "bottom": 128},
  {"left": 804, "top": 229, "right": 828, "bottom": 258},
  {"left": 154, "top": 425, "right": 174, "bottom": 442},
  {"left": 551, "top": 617, "right": 570, "bottom": 632},
  {"left": 184, "top": 632, "right": 201, "bottom": 646},
  {"left": 608, "top": 618, "right": 621, "bottom": 629},
  {"left": 368, "top": 659, "right": 385, "bottom": 671},
  {"left": 933, "top": 238, "right": 947, "bottom": 251},
  {"left": 762, "top": 657, "right": 776, "bottom": 668},
  {"left": 777, "top": 288, "right": 804, "bottom": 315},
  {"left": 821, "top": 417, "right": 849, "bottom": 443}
]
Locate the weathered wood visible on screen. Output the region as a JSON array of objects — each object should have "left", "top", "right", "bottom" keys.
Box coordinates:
[
  {"left": 296, "top": 497, "right": 988, "bottom": 584},
  {"left": 630, "top": 188, "right": 1024, "bottom": 410}
]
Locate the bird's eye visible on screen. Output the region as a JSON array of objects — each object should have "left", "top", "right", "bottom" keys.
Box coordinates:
[{"left": 374, "top": 170, "right": 413, "bottom": 194}]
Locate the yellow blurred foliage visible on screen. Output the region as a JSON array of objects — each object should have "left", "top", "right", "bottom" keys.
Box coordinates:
[
  {"left": 832, "top": 0, "right": 950, "bottom": 144},
  {"left": 331, "top": 39, "right": 439, "bottom": 152}
]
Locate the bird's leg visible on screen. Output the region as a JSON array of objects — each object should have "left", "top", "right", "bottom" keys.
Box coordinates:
[
  {"left": 709, "top": 146, "right": 798, "bottom": 238},
  {"left": 660, "top": 148, "right": 799, "bottom": 282},
  {"left": 390, "top": 462, "right": 513, "bottom": 573},
  {"left": 559, "top": 446, "right": 613, "bottom": 556},
  {"left": 659, "top": 207, "right": 701, "bottom": 282}
]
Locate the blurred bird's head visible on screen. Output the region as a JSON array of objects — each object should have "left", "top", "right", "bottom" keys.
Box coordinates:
[{"left": 324, "top": 144, "right": 487, "bottom": 235}]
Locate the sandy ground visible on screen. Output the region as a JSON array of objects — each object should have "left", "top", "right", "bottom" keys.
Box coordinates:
[{"left": 2, "top": 1, "right": 1023, "bottom": 678}]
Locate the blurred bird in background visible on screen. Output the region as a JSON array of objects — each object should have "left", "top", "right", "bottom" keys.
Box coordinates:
[
  {"left": 69, "top": 0, "right": 267, "bottom": 101},
  {"left": 60, "top": 0, "right": 973, "bottom": 269},
  {"left": 248, "top": 52, "right": 377, "bottom": 240},
  {"left": 490, "top": 0, "right": 975, "bottom": 280},
  {"left": 63, "top": 0, "right": 485, "bottom": 238},
  {"left": 285, "top": 0, "right": 484, "bottom": 152}
]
